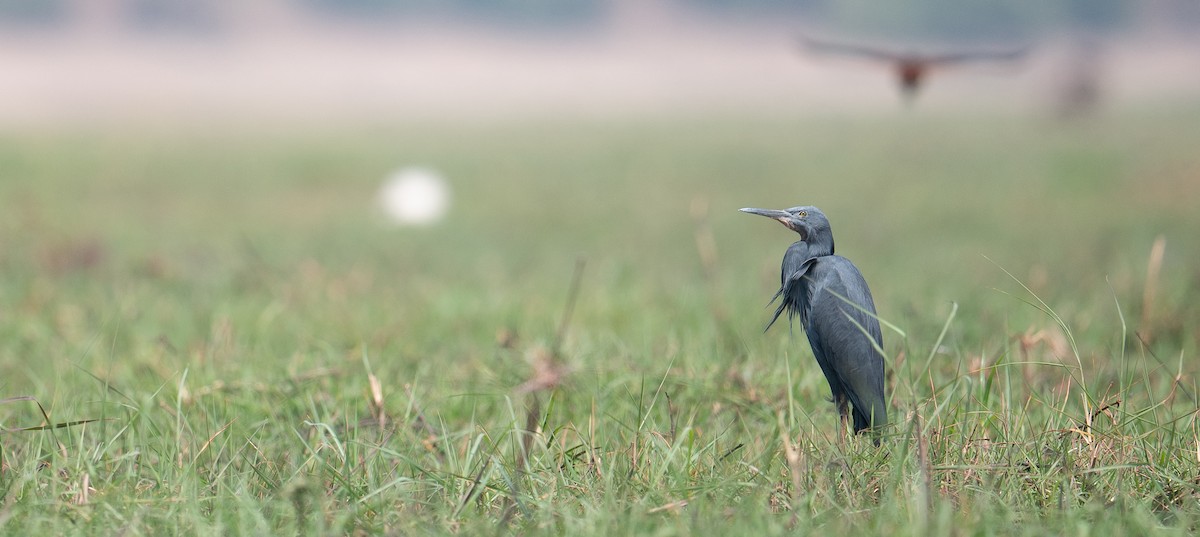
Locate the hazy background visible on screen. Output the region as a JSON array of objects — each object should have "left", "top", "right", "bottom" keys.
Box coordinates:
[
  {"left": 2, "top": 5, "right": 1200, "bottom": 533},
  {"left": 2, "top": 0, "right": 1198, "bottom": 124}
]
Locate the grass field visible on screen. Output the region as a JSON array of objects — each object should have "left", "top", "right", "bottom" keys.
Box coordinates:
[{"left": 1, "top": 107, "right": 1199, "bottom": 535}]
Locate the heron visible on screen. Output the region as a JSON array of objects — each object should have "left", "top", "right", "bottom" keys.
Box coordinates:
[
  {"left": 799, "top": 35, "right": 1029, "bottom": 103},
  {"left": 741, "top": 205, "right": 887, "bottom": 437}
]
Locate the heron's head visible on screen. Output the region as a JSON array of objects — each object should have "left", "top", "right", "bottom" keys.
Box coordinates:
[{"left": 740, "top": 205, "right": 834, "bottom": 254}]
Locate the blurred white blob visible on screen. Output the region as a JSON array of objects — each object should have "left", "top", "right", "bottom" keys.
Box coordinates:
[{"left": 378, "top": 167, "right": 450, "bottom": 226}]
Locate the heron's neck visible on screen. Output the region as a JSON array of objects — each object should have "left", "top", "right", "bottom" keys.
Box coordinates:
[{"left": 802, "top": 239, "right": 833, "bottom": 258}]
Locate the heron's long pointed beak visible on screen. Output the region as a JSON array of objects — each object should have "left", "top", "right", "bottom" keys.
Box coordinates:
[{"left": 739, "top": 207, "right": 790, "bottom": 220}]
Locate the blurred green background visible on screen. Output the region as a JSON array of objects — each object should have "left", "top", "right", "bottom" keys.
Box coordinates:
[
  {"left": 3, "top": 109, "right": 1198, "bottom": 428},
  {"left": 1, "top": 1, "right": 1199, "bottom": 534}
]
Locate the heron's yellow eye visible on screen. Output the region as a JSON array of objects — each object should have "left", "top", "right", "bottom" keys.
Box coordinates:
[{"left": 798, "top": 211, "right": 808, "bottom": 217}]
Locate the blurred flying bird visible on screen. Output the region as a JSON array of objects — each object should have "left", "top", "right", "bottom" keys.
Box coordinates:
[
  {"left": 800, "top": 36, "right": 1029, "bottom": 102},
  {"left": 1055, "top": 36, "right": 1104, "bottom": 119},
  {"left": 741, "top": 206, "right": 887, "bottom": 438}
]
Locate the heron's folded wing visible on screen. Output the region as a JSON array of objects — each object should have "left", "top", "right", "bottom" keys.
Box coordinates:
[{"left": 809, "top": 262, "right": 887, "bottom": 427}]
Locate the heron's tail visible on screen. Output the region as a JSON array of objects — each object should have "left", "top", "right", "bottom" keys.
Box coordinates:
[{"left": 851, "top": 395, "right": 888, "bottom": 440}]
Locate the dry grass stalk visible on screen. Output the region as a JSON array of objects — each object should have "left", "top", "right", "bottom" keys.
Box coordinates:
[
  {"left": 647, "top": 500, "right": 689, "bottom": 514},
  {"left": 367, "top": 372, "right": 385, "bottom": 429},
  {"left": 72, "top": 473, "right": 93, "bottom": 506},
  {"left": 777, "top": 411, "right": 805, "bottom": 525},
  {"left": 1141, "top": 235, "right": 1166, "bottom": 342},
  {"left": 915, "top": 412, "right": 933, "bottom": 515}
]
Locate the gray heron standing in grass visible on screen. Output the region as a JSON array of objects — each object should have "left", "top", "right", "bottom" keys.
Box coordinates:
[{"left": 741, "top": 206, "right": 887, "bottom": 438}]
